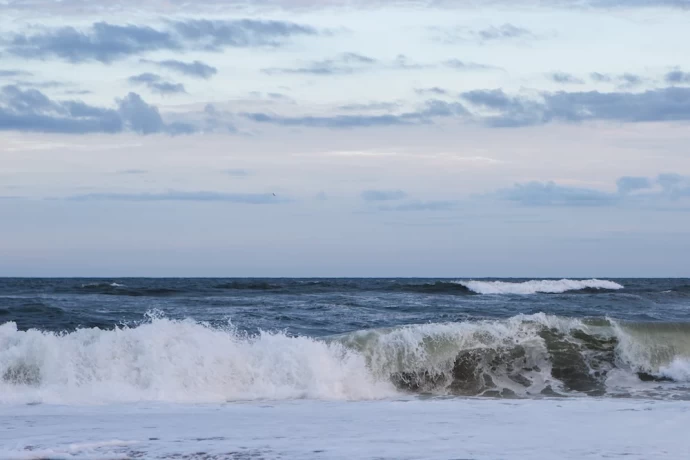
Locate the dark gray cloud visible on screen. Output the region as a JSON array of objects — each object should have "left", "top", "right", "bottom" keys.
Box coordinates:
[
  {"left": 128, "top": 73, "right": 186, "bottom": 95},
  {"left": 460, "top": 86, "right": 690, "bottom": 127},
  {"left": 242, "top": 99, "right": 467, "bottom": 128},
  {"left": 361, "top": 190, "right": 407, "bottom": 201},
  {"left": 497, "top": 174, "right": 690, "bottom": 207},
  {"left": 6, "top": 19, "right": 319, "bottom": 63},
  {"left": 0, "top": 70, "right": 33, "bottom": 78},
  {"left": 666, "top": 70, "right": 690, "bottom": 84},
  {"left": 143, "top": 59, "right": 218, "bottom": 79},
  {"left": 550, "top": 72, "right": 584, "bottom": 84},
  {"left": 0, "top": 85, "right": 195, "bottom": 135},
  {"left": 66, "top": 190, "right": 283, "bottom": 203}
]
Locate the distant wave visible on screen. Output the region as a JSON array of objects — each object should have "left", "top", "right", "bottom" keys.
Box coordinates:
[
  {"left": 75, "top": 283, "right": 182, "bottom": 297},
  {"left": 397, "top": 282, "right": 473, "bottom": 295},
  {"left": 457, "top": 279, "right": 624, "bottom": 295},
  {"left": 1, "top": 313, "right": 687, "bottom": 404},
  {"left": 213, "top": 281, "right": 282, "bottom": 291}
]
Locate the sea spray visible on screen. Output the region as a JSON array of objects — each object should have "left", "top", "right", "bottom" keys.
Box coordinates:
[
  {"left": 457, "top": 279, "right": 624, "bottom": 295},
  {"left": 1, "top": 313, "right": 689, "bottom": 404}
]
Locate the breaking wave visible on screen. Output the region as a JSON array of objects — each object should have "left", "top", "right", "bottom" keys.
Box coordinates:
[
  {"left": 1, "top": 313, "right": 688, "bottom": 404},
  {"left": 457, "top": 279, "right": 624, "bottom": 295}
]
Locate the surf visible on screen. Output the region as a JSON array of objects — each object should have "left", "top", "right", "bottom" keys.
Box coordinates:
[{"left": 1, "top": 313, "right": 689, "bottom": 405}]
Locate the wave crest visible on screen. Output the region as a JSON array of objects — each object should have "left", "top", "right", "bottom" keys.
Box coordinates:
[
  {"left": 457, "top": 279, "right": 624, "bottom": 295},
  {"left": 1, "top": 313, "right": 688, "bottom": 404}
]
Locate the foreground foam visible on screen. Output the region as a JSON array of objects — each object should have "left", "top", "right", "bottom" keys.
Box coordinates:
[
  {"left": 458, "top": 279, "right": 624, "bottom": 295},
  {"left": 4, "top": 399, "right": 689, "bottom": 460}
]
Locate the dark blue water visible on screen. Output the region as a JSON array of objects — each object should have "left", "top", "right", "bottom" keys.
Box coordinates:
[{"left": 2, "top": 278, "right": 689, "bottom": 335}]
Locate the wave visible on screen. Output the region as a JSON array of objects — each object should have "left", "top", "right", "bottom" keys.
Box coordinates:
[
  {"left": 457, "top": 279, "right": 624, "bottom": 295},
  {"left": 74, "top": 283, "right": 182, "bottom": 297},
  {"left": 397, "top": 282, "right": 473, "bottom": 295},
  {"left": 213, "top": 281, "right": 283, "bottom": 291},
  {"left": 2, "top": 313, "right": 689, "bottom": 404}
]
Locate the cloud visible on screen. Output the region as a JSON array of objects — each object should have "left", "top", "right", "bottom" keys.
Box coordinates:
[
  {"left": 616, "top": 176, "right": 652, "bottom": 194},
  {"left": 243, "top": 111, "right": 414, "bottom": 128},
  {"left": 497, "top": 174, "right": 690, "bottom": 207},
  {"left": 497, "top": 181, "right": 616, "bottom": 206},
  {"left": 444, "top": 59, "right": 498, "bottom": 71},
  {"left": 128, "top": 73, "right": 186, "bottom": 95},
  {"left": 9, "top": 80, "right": 71, "bottom": 89},
  {"left": 550, "top": 72, "right": 585, "bottom": 84},
  {"left": 143, "top": 59, "right": 218, "bottom": 79},
  {"left": 242, "top": 99, "right": 468, "bottom": 128},
  {"left": 460, "top": 87, "right": 690, "bottom": 127},
  {"left": 0, "top": 70, "right": 33, "bottom": 78},
  {"left": 590, "top": 72, "right": 612, "bottom": 83},
  {"left": 6, "top": 19, "right": 319, "bottom": 63},
  {"left": 66, "top": 190, "right": 283, "bottom": 203},
  {"left": 117, "top": 169, "right": 149, "bottom": 175},
  {"left": 361, "top": 190, "right": 407, "bottom": 201},
  {"left": 224, "top": 169, "right": 251, "bottom": 177},
  {"left": 415, "top": 87, "right": 449, "bottom": 96},
  {"left": 0, "top": 85, "right": 195, "bottom": 135},
  {"left": 476, "top": 24, "right": 534, "bottom": 42},
  {"left": 168, "top": 18, "right": 318, "bottom": 51},
  {"left": 338, "top": 102, "right": 401, "bottom": 111},
  {"left": 433, "top": 23, "right": 537, "bottom": 45},
  {"left": 666, "top": 70, "right": 690, "bottom": 84},
  {"left": 263, "top": 52, "right": 379, "bottom": 76},
  {"left": 589, "top": 72, "right": 645, "bottom": 88},
  {"left": 263, "top": 53, "right": 441, "bottom": 76}
]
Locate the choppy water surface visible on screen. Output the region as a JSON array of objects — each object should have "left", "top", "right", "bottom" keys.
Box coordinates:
[{"left": 2, "top": 277, "right": 690, "bottom": 403}]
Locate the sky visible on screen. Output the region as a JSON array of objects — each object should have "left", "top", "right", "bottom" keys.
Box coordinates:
[{"left": 1, "top": 0, "right": 689, "bottom": 277}]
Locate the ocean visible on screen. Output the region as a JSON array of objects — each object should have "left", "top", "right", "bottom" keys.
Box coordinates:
[{"left": 1, "top": 278, "right": 689, "bottom": 459}]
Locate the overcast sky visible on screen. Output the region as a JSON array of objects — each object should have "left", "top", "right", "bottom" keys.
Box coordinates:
[{"left": 1, "top": 0, "right": 689, "bottom": 277}]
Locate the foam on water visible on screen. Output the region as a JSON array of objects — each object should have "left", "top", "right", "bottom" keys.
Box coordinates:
[
  {"left": 0, "top": 316, "right": 395, "bottom": 405},
  {"left": 2, "top": 399, "right": 688, "bottom": 460},
  {"left": 2, "top": 312, "right": 690, "bottom": 404},
  {"left": 458, "top": 279, "right": 624, "bottom": 294}
]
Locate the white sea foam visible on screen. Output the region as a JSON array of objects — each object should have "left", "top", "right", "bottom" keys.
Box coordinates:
[
  {"left": 458, "top": 279, "right": 624, "bottom": 295},
  {"left": 0, "top": 318, "right": 395, "bottom": 405},
  {"left": 659, "top": 358, "right": 690, "bottom": 382},
  {"left": 1, "top": 399, "right": 688, "bottom": 460},
  {"left": 1, "top": 313, "right": 688, "bottom": 405}
]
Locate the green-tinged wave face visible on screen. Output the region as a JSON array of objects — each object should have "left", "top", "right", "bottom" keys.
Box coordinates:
[{"left": 333, "top": 314, "right": 690, "bottom": 399}]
